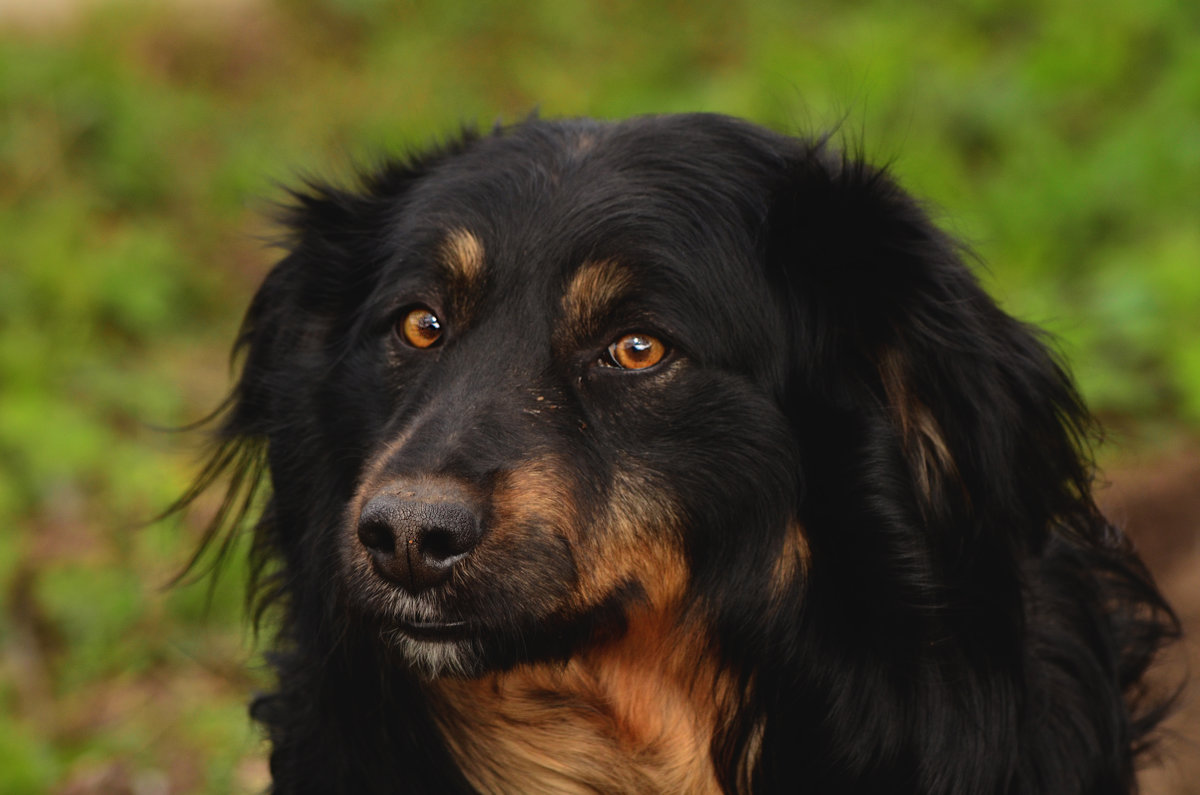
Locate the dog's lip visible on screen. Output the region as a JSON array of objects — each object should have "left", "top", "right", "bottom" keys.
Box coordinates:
[{"left": 395, "top": 618, "right": 471, "bottom": 641}]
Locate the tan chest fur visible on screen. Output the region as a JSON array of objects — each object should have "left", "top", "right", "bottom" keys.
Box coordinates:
[{"left": 429, "top": 614, "right": 727, "bottom": 795}]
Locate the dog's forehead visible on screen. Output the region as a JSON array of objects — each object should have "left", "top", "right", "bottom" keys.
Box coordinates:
[
  {"left": 403, "top": 117, "right": 781, "bottom": 321},
  {"left": 432, "top": 115, "right": 780, "bottom": 231}
]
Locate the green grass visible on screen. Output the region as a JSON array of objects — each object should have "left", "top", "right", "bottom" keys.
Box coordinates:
[{"left": 1, "top": 0, "right": 1197, "bottom": 790}]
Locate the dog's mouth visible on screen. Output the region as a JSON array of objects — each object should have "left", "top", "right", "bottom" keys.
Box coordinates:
[
  {"left": 394, "top": 618, "right": 471, "bottom": 641},
  {"left": 379, "top": 612, "right": 483, "bottom": 678}
]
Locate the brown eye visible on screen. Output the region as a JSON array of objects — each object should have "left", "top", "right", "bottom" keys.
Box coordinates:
[
  {"left": 606, "top": 333, "right": 667, "bottom": 370},
  {"left": 398, "top": 306, "right": 443, "bottom": 348}
]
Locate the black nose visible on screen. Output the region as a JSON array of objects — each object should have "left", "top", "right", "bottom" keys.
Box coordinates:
[{"left": 357, "top": 494, "right": 482, "bottom": 593}]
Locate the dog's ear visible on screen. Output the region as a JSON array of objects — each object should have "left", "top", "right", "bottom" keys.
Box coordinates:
[
  {"left": 765, "top": 143, "right": 1096, "bottom": 605},
  {"left": 228, "top": 173, "right": 407, "bottom": 437},
  {"left": 747, "top": 142, "right": 1179, "bottom": 794}
]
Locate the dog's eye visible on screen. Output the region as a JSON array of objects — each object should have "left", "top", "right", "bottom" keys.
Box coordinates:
[
  {"left": 397, "top": 306, "right": 444, "bottom": 349},
  {"left": 604, "top": 333, "right": 667, "bottom": 370}
]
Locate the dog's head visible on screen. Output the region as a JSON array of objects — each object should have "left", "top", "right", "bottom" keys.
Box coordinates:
[
  {"left": 247, "top": 117, "right": 806, "bottom": 677},
  {"left": 216, "top": 114, "right": 1106, "bottom": 683}
]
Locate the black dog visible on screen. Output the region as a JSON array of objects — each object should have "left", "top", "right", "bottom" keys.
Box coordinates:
[{"left": 184, "top": 114, "right": 1178, "bottom": 793}]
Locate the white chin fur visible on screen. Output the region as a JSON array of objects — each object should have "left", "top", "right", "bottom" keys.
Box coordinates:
[{"left": 383, "top": 630, "right": 476, "bottom": 679}]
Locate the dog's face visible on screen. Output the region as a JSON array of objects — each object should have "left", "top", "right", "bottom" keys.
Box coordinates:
[
  {"left": 243, "top": 114, "right": 1070, "bottom": 685},
  {"left": 314, "top": 118, "right": 802, "bottom": 676}
]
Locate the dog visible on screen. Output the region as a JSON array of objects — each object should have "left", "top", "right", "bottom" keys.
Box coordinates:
[{"left": 182, "top": 113, "right": 1179, "bottom": 793}]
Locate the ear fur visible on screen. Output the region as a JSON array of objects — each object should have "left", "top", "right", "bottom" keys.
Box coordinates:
[
  {"left": 746, "top": 140, "right": 1178, "bottom": 793},
  {"left": 767, "top": 142, "right": 1095, "bottom": 556}
]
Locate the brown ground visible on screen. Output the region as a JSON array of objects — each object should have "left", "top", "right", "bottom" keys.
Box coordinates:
[{"left": 1102, "top": 445, "right": 1200, "bottom": 795}]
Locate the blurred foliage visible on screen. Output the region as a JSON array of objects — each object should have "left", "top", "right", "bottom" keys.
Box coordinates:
[{"left": 0, "top": 0, "right": 1197, "bottom": 791}]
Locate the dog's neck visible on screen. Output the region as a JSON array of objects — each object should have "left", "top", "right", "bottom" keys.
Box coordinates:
[{"left": 428, "top": 610, "right": 728, "bottom": 794}]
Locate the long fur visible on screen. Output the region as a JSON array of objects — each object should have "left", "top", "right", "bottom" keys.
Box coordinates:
[{"left": 181, "top": 114, "right": 1178, "bottom": 794}]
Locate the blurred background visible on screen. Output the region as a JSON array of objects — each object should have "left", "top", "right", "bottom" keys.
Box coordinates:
[{"left": 0, "top": 0, "right": 1197, "bottom": 792}]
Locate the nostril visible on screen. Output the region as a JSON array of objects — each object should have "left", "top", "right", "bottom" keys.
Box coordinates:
[
  {"left": 419, "top": 527, "right": 460, "bottom": 563},
  {"left": 416, "top": 503, "right": 481, "bottom": 566},
  {"left": 357, "top": 517, "right": 397, "bottom": 555}
]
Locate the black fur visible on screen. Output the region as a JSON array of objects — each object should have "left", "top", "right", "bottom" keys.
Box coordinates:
[{"left": 183, "top": 114, "right": 1178, "bottom": 793}]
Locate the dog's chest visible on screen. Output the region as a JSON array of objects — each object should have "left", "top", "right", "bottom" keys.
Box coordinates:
[{"left": 429, "top": 654, "right": 725, "bottom": 794}]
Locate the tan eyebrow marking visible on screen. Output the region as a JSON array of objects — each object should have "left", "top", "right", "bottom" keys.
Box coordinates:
[
  {"left": 437, "top": 228, "right": 486, "bottom": 320},
  {"left": 562, "top": 260, "right": 635, "bottom": 338},
  {"left": 439, "top": 228, "right": 486, "bottom": 290}
]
